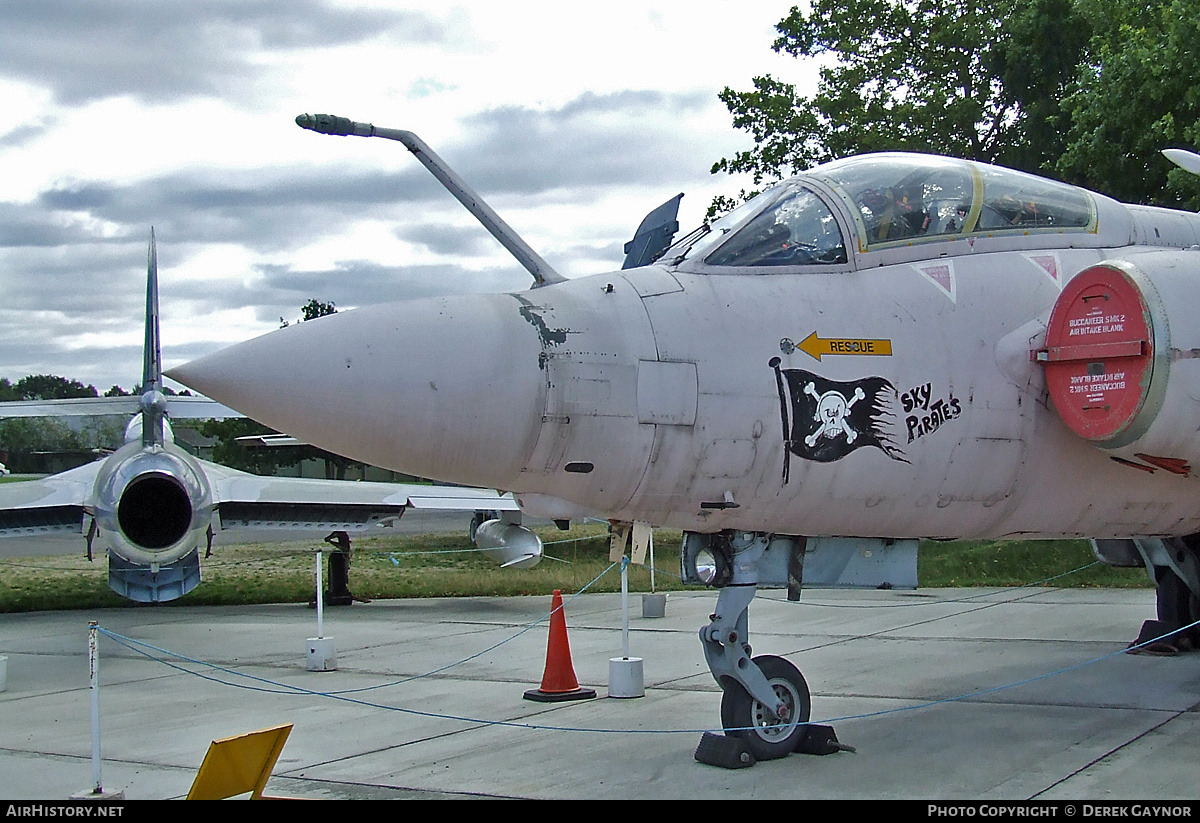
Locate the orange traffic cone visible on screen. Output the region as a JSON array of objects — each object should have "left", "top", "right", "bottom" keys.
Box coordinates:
[{"left": 523, "top": 590, "right": 597, "bottom": 702}]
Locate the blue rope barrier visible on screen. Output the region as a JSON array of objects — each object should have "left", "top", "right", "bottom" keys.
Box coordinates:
[{"left": 91, "top": 579, "right": 1197, "bottom": 738}]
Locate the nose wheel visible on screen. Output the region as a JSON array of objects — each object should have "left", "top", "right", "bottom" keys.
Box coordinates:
[
  {"left": 690, "top": 531, "right": 852, "bottom": 768},
  {"left": 720, "top": 654, "right": 811, "bottom": 760}
]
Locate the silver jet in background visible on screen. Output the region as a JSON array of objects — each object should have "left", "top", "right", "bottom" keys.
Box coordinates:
[{"left": 0, "top": 231, "right": 532, "bottom": 604}]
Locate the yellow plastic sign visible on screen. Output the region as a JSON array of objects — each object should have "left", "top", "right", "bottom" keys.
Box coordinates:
[{"left": 186, "top": 723, "right": 293, "bottom": 800}]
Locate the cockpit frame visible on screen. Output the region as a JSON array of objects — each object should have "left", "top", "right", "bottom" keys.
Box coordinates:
[
  {"left": 668, "top": 152, "right": 1104, "bottom": 276},
  {"left": 810, "top": 153, "right": 1097, "bottom": 255}
]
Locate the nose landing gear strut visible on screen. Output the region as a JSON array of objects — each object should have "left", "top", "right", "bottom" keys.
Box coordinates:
[{"left": 685, "top": 531, "right": 853, "bottom": 767}]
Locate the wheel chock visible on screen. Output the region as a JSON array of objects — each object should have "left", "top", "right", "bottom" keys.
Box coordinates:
[
  {"left": 694, "top": 732, "right": 756, "bottom": 769},
  {"left": 797, "top": 724, "right": 855, "bottom": 755},
  {"left": 1126, "top": 620, "right": 1180, "bottom": 656}
]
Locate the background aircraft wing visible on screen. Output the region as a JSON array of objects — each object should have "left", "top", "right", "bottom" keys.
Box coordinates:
[
  {"left": 0, "top": 457, "right": 518, "bottom": 543},
  {"left": 0, "top": 397, "right": 140, "bottom": 418},
  {"left": 0, "top": 395, "right": 239, "bottom": 419},
  {"left": 201, "top": 459, "right": 517, "bottom": 533},
  {"left": 0, "top": 461, "right": 100, "bottom": 537},
  {"left": 164, "top": 396, "right": 242, "bottom": 419}
]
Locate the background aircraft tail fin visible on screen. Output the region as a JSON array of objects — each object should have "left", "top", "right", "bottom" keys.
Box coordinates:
[{"left": 140, "top": 229, "right": 167, "bottom": 447}]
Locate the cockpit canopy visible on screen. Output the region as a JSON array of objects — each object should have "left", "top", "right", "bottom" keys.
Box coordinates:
[
  {"left": 815, "top": 153, "right": 1095, "bottom": 251},
  {"left": 705, "top": 186, "right": 849, "bottom": 267},
  {"left": 676, "top": 153, "right": 1097, "bottom": 269}
]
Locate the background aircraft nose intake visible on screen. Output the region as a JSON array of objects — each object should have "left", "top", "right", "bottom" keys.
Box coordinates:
[{"left": 168, "top": 293, "right": 546, "bottom": 489}]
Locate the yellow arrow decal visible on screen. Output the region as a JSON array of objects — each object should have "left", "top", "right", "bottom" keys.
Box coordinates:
[{"left": 798, "top": 331, "right": 893, "bottom": 362}]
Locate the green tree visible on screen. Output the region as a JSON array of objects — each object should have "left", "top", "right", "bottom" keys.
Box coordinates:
[
  {"left": 988, "top": 0, "right": 1092, "bottom": 174},
  {"left": 78, "top": 417, "right": 127, "bottom": 452},
  {"left": 0, "top": 417, "right": 92, "bottom": 473},
  {"left": 0, "top": 418, "right": 84, "bottom": 454},
  {"left": 196, "top": 417, "right": 302, "bottom": 475},
  {"left": 712, "top": 1, "right": 1200, "bottom": 211},
  {"left": 280, "top": 298, "right": 337, "bottom": 328},
  {"left": 12, "top": 374, "right": 98, "bottom": 400},
  {"left": 1056, "top": 0, "right": 1200, "bottom": 208},
  {"left": 0, "top": 375, "right": 103, "bottom": 471},
  {"left": 713, "top": 2, "right": 1081, "bottom": 186}
]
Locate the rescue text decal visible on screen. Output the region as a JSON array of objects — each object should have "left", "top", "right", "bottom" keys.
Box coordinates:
[{"left": 783, "top": 332, "right": 894, "bottom": 363}]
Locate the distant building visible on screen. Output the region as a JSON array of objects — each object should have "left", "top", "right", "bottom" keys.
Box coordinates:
[{"left": 171, "top": 426, "right": 216, "bottom": 461}]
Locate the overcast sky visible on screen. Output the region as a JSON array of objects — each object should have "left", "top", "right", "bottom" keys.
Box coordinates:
[{"left": 0, "top": 0, "right": 813, "bottom": 394}]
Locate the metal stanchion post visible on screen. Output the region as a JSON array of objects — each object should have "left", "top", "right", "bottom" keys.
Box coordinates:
[{"left": 72, "top": 623, "right": 123, "bottom": 798}]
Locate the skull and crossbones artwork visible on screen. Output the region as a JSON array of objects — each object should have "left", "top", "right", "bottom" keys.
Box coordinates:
[
  {"left": 770, "top": 358, "right": 907, "bottom": 478},
  {"left": 803, "top": 382, "right": 866, "bottom": 447}
]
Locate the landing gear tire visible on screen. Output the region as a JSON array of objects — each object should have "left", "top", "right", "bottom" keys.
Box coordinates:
[
  {"left": 469, "top": 511, "right": 497, "bottom": 543},
  {"left": 720, "top": 655, "right": 811, "bottom": 760},
  {"left": 1156, "top": 567, "right": 1200, "bottom": 648}
]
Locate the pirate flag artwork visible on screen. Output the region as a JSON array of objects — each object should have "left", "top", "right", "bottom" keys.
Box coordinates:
[{"left": 770, "top": 357, "right": 907, "bottom": 483}]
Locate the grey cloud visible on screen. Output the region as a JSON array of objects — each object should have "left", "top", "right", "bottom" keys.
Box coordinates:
[
  {"left": 0, "top": 240, "right": 149, "bottom": 316},
  {"left": 0, "top": 203, "right": 101, "bottom": 247},
  {"left": 0, "top": 304, "right": 143, "bottom": 391},
  {"left": 254, "top": 259, "right": 526, "bottom": 315},
  {"left": 17, "top": 88, "right": 717, "bottom": 256},
  {"left": 0, "top": 118, "right": 57, "bottom": 149},
  {"left": 30, "top": 164, "right": 446, "bottom": 251},
  {"left": 38, "top": 182, "right": 118, "bottom": 212},
  {"left": 452, "top": 90, "right": 718, "bottom": 193},
  {"left": 0, "top": 0, "right": 449, "bottom": 105},
  {"left": 555, "top": 89, "right": 713, "bottom": 119},
  {"left": 392, "top": 223, "right": 499, "bottom": 257},
  {"left": 0, "top": 87, "right": 727, "bottom": 390}
]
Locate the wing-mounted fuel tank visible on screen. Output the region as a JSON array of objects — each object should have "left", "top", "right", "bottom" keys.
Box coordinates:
[
  {"left": 1035, "top": 250, "right": 1200, "bottom": 474},
  {"left": 90, "top": 438, "right": 214, "bottom": 602},
  {"left": 470, "top": 510, "right": 543, "bottom": 569}
]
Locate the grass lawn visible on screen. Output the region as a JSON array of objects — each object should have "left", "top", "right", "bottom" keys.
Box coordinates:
[{"left": 0, "top": 523, "right": 1151, "bottom": 613}]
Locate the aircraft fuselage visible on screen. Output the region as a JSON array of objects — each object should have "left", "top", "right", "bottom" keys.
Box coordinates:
[
  {"left": 173, "top": 250, "right": 1200, "bottom": 542},
  {"left": 171, "top": 151, "right": 1200, "bottom": 544}
]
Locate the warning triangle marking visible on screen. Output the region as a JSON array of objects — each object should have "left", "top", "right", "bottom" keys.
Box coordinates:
[
  {"left": 916, "top": 261, "right": 956, "bottom": 303},
  {"left": 1025, "top": 253, "right": 1062, "bottom": 287}
]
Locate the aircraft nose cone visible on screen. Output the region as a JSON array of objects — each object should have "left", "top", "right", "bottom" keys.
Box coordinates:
[{"left": 167, "top": 293, "right": 546, "bottom": 489}]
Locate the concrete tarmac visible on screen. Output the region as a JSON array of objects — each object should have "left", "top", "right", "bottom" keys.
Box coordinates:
[{"left": 2, "top": 582, "right": 1199, "bottom": 800}]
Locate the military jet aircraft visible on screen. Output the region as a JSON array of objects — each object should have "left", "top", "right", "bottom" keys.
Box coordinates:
[
  {"left": 169, "top": 114, "right": 1200, "bottom": 761},
  {"left": 0, "top": 231, "right": 536, "bottom": 604}
]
